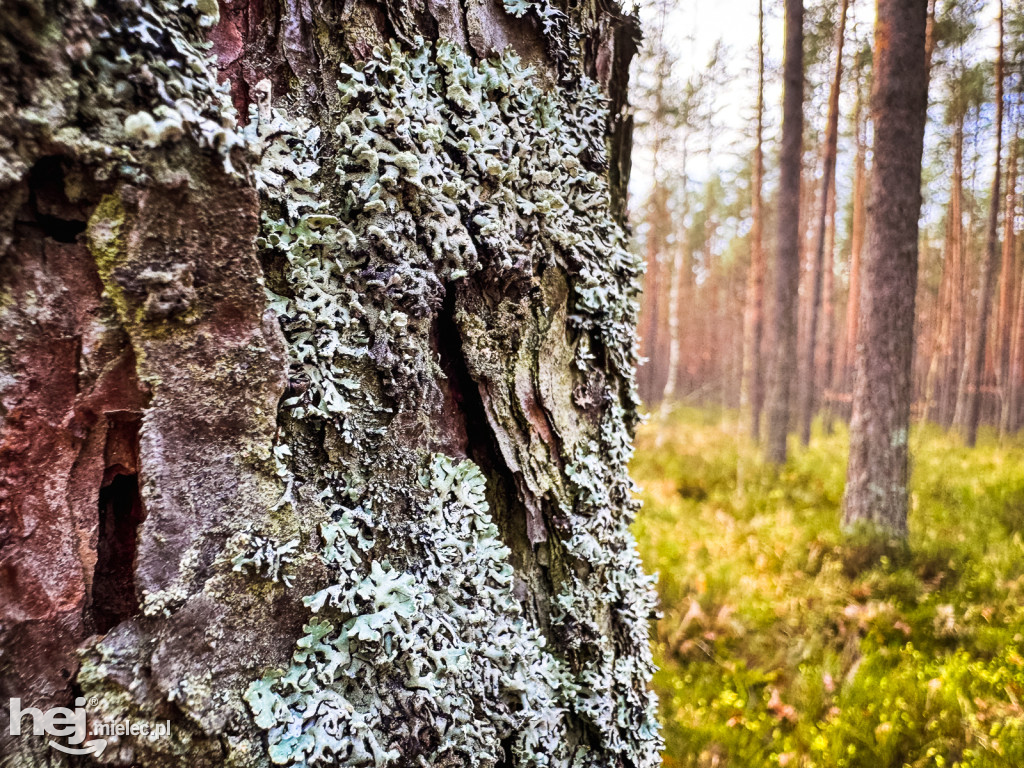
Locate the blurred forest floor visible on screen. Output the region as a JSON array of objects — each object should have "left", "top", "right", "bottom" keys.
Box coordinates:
[{"left": 632, "top": 409, "right": 1024, "bottom": 768}]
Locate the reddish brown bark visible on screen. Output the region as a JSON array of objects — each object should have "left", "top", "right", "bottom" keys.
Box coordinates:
[
  {"left": 765, "top": 0, "right": 804, "bottom": 465},
  {"left": 741, "top": 0, "right": 767, "bottom": 440},
  {"left": 799, "top": 0, "right": 848, "bottom": 445},
  {"left": 956, "top": 2, "right": 1004, "bottom": 446},
  {"left": 821, "top": 178, "right": 838, "bottom": 432},
  {"left": 842, "top": 63, "right": 868, "bottom": 395},
  {"left": 842, "top": 0, "right": 930, "bottom": 535},
  {"left": 924, "top": 114, "right": 967, "bottom": 426},
  {"left": 998, "top": 138, "right": 1019, "bottom": 434},
  {"left": 0, "top": 174, "right": 149, "bottom": 710}
]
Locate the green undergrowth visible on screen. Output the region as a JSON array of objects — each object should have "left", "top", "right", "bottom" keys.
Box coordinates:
[{"left": 632, "top": 407, "right": 1024, "bottom": 768}]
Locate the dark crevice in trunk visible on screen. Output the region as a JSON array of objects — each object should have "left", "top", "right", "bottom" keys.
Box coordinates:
[
  {"left": 495, "top": 734, "right": 516, "bottom": 768},
  {"left": 92, "top": 470, "right": 144, "bottom": 634},
  {"left": 34, "top": 211, "right": 86, "bottom": 243},
  {"left": 435, "top": 283, "right": 555, "bottom": 634},
  {"left": 26, "top": 156, "right": 88, "bottom": 242}
]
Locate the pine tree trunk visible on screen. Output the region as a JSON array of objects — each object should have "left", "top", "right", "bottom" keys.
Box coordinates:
[
  {"left": 741, "top": 0, "right": 767, "bottom": 441},
  {"left": 661, "top": 145, "right": 689, "bottom": 405},
  {"left": 0, "top": 1, "right": 662, "bottom": 766},
  {"left": 925, "top": 116, "right": 965, "bottom": 427},
  {"left": 1007, "top": 260, "right": 1024, "bottom": 433},
  {"left": 998, "top": 138, "right": 1018, "bottom": 435},
  {"left": 799, "top": 0, "right": 848, "bottom": 446},
  {"left": 638, "top": 184, "right": 670, "bottom": 403},
  {"left": 957, "top": 1, "right": 1004, "bottom": 447},
  {"left": 765, "top": 0, "right": 804, "bottom": 465},
  {"left": 842, "top": 0, "right": 930, "bottom": 536},
  {"left": 821, "top": 180, "right": 837, "bottom": 434},
  {"left": 661, "top": 244, "right": 685, "bottom": 404},
  {"left": 842, "top": 63, "right": 867, "bottom": 399}
]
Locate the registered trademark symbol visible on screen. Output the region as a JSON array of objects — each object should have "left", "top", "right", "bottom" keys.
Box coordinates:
[{"left": 88, "top": 697, "right": 99, "bottom": 708}]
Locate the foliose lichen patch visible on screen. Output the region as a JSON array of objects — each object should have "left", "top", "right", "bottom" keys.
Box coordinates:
[{"left": 242, "top": 34, "right": 661, "bottom": 768}]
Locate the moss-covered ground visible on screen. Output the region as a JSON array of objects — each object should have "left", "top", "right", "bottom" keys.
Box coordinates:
[{"left": 632, "top": 408, "right": 1024, "bottom": 768}]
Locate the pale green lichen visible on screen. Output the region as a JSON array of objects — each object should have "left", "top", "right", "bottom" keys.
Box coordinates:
[
  {"left": 245, "top": 454, "right": 576, "bottom": 768},
  {"left": 1, "top": 0, "right": 244, "bottom": 187},
  {"left": 242, "top": 32, "right": 659, "bottom": 768},
  {"left": 230, "top": 532, "right": 300, "bottom": 588},
  {"left": 140, "top": 545, "right": 203, "bottom": 617},
  {"left": 76, "top": 0, "right": 243, "bottom": 170}
]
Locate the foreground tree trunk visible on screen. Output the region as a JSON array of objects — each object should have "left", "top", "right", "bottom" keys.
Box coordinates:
[
  {"left": 0, "top": 1, "right": 662, "bottom": 766},
  {"left": 842, "top": 0, "right": 930, "bottom": 537},
  {"left": 955, "top": 0, "right": 1004, "bottom": 447},
  {"left": 765, "top": 0, "right": 804, "bottom": 465}
]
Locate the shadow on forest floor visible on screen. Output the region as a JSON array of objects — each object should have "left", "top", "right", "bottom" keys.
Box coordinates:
[{"left": 632, "top": 407, "right": 1024, "bottom": 768}]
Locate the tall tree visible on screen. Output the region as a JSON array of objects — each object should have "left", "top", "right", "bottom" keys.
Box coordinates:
[
  {"left": 922, "top": 5, "right": 985, "bottom": 427},
  {"left": 800, "top": 0, "right": 850, "bottom": 445},
  {"left": 741, "top": 0, "right": 768, "bottom": 440},
  {"left": 842, "top": 0, "right": 930, "bottom": 535},
  {"left": 997, "top": 136, "right": 1018, "bottom": 434},
  {"left": 956, "top": 1, "right": 1005, "bottom": 446},
  {"left": 820, "top": 179, "right": 838, "bottom": 432},
  {"left": 841, "top": 46, "right": 870, "bottom": 396},
  {"left": 0, "top": 1, "right": 663, "bottom": 766},
  {"left": 635, "top": 0, "right": 677, "bottom": 403},
  {"left": 765, "top": 0, "right": 805, "bottom": 464},
  {"left": 924, "top": 108, "right": 967, "bottom": 426},
  {"left": 660, "top": 45, "right": 723, "bottom": 403}
]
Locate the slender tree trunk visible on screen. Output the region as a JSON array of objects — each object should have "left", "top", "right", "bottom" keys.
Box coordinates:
[
  {"left": 742, "top": 0, "right": 768, "bottom": 441},
  {"left": 1008, "top": 261, "right": 1024, "bottom": 432},
  {"left": 839, "top": 94, "right": 864, "bottom": 397},
  {"left": 957, "top": 2, "right": 1004, "bottom": 447},
  {"left": 842, "top": 56, "right": 868, "bottom": 398},
  {"left": 998, "top": 137, "right": 1019, "bottom": 435},
  {"left": 638, "top": 183, "right": 669, "bottom": 402},
  {"left": 637, "top": 16, "right": 672, "bottom": 404},
  {"left": 822, "top": 181, "right": 838, "bottom": 433},
  {"left": 925, "top": 117, "right": 966, "bottom": 426},
  {"left": 0, "top": 1, "right": 662, "bottom": 766},
  {"left": 800, "top": 0, "right": 849, "bottom": 445},
  {"left": 662, "top": 144, "right": 689, "bottom": 404},
  {"left": 765, "top": 0, "right": 804, "bottom": 465},
  {"left": 842, "top": 0, "right": 930, "bottom": 536},
  {"left": 662, "top": 243, "right": 686, "bottom": 403}
]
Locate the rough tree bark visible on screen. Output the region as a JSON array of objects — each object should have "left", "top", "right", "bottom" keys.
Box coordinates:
[
  {"left": 741, "top": 0, "right": 767, "bottom": 441},
  {"left": 0, "top": 0, "right": 662, "bottom": 767},
  {"left": 799, "top": 0, "right": 848, "bottom": 446},
  {"left": 842, "top": 0, "right": 930, "bottom": 537},
  {"left": 765, "top": 0, "right": 804, "bottom": 465},
  {"left": 956, "top": 0, "right": 1004, "bottom": 447}
]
